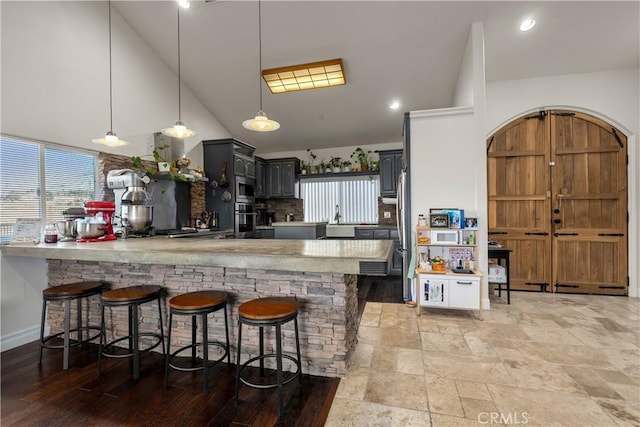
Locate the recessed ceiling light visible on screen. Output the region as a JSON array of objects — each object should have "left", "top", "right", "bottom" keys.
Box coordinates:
[
  {"left": 389, "top": 100, "right": 400, "bottom": 110},
  {"left": 520, "top": 18, "right": 536, "bottom": 32},
  {"left": 177, "top": 0, "right": 190, "bottom": 9}
]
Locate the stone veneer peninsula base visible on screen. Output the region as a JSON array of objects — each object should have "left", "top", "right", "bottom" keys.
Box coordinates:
[
  {"left": 2, "top": 238, "right": 392, "bottom": 377},
  {"left": 46, "top": 260, "right": 358, "bottom": 378}
]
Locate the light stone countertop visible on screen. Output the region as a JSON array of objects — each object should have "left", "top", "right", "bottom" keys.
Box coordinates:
[{"left": 1, "top": 237, "right": 393, "bottom": 274}]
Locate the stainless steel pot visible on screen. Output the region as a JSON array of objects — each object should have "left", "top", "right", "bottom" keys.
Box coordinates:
[
  {"left": 55, "top": 220, "right": 77, "bottom": 240},
  {"left": 121, "top": 204, "right": 153, "bottom": 232},
  {"left": 76, "top": 220, "right": 106, "bottom": 239}
]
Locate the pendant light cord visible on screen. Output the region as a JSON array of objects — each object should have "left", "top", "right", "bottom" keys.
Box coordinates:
[
  {"left": 258, "top": 0, "right": 263, "bottom": 111},
  {"left": 177, "top": 5, "right": 182, "bottom": 121},
  {"left": 108, "top": 0, "right": 113, "bottom": 132}
]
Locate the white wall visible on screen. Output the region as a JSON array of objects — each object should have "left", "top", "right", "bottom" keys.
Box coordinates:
[
  {"left": 409, "top": 22, "right": 489, "bottom": 308},
  {"left": 452, "top": 27, "right": 474, "bottom": 108},
  {"left": 486, "top": 67, "right": 639, "bottom": 297},
  {"left": 0, "top": 256, "right": 48, "bottom": 351},
  {"left": 0, "top": 1, "right": 231, "bottom": 167}
]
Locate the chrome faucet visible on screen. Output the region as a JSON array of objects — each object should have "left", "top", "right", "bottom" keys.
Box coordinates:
[{"left": 334, "top": 204, "right": 341, "bottom": 224}]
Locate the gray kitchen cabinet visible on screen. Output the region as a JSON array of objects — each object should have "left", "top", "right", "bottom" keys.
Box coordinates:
[
  {"left": 355, "top": 226, "right": 401, "bottom": 275},
  {"left": 379, "top": 149, "right": 403, "bottom": 196},
  {"left": 255, "top": 157, "right": 266, "bottom": 198},
  {"left": 266, "top": 158, "right": 300, "bottom": 198},
  {"left": 234, "top": 153, "right": 255, "bottom": 178}
]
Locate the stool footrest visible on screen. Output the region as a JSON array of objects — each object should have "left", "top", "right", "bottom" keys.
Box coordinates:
[
  {"left": 101, "top": 333, "right": 163, "bottom": 359},
  {"left": 167, "top": 342, "right": 228, "bottom": 372},
  {"left": 41, "top": 326, "right": 101, "bottom": 350},
  {"left": 238, "top": 354, "right": 301, "bottom": 390}
]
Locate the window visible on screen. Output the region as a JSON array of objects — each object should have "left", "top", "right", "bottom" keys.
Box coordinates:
[
  {"left": 301, "top": 175, "right": 379, "bottom": 224},
  {"left": 0, "top": 135, "right": 97, "bottom": 241}
]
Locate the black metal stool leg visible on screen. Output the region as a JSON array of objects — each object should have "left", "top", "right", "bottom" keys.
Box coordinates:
[
  {"left": 224, "top": 305, "right": 230, "bottom": 364},
  {"left": 39, "top": 299, "right": 47, "bottom": 365},
  {"left": 62, "top": 298, "right": 71, "bottom": 370},
  {"left": 202, "top": 312, "right": 209, "bottom": 394},
  {"left": 235, "top": 320, "right": 243, "bottom": 406},
  {"left": 259, "top": 326, "right": 264, "bottom": 377},
  {"left": 157, "top": 295, "right": 165, "bottom": 356},
  {"left": 97, "top": 301, "right": 105, "bottom": 378},
  {"left": 191, "top": 315, "right": 197, "bottom": 364},
  {"left": 276, "top": 323, "right": 284, "bottom": 416},
  {"left": 77, "top": 297, "right": 83, "bottom": 346},
  {"left": 132, "top": 305, "right": 140, "bottom": 380},
  {"left": 294, "top": 316, "right": 302, "bottom": 387},
  {"left": 164, "top": 311, "right": 173, "bottom": 390}
]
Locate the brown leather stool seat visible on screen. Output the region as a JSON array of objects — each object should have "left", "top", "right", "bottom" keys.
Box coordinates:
[
  {"left": 39, "top": 281, "right": 105, "bottom": 370},
  {"left": 164, "top": 290, "right": 230, "bottom": 394},
  {"left": 235, "top": 297, "right": 302, "bottom": 416},
  {"left": 97, "top": 285, "right": 165, "bottom": 380}
]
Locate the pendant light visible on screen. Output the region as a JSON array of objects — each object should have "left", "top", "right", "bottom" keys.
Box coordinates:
[
  {"left": 92, "top": 0, "right": 128, "bottom": 147},
  {"left": 242, "top": 0, "right": 280, "bottom": 132},
  {"left": 161, "top": 3, "right": 196, "bottom": 139}
]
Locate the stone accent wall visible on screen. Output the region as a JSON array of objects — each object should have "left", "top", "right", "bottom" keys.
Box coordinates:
[
  {"left": 260, "top": 198, "right": 304, "bottom": 223},
  {"left": 45, "top": 259, "right": 358, "bottom": 378},
  {"left": 377, "top": 196, "right": 397, "bottom": 225}
]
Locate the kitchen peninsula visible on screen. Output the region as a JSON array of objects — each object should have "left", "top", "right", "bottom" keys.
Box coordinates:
[{"left": 1, "top": 238, "right": 393, "bottom": 377}]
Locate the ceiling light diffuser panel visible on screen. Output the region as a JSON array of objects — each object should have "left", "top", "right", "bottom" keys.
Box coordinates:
[{"left": 262, "top": 58, "right": 346, "bottom": 94}]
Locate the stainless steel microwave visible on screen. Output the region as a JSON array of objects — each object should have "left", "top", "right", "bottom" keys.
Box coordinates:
[{"left": 235, "top": 177, "right": 255, "bottom": 203}]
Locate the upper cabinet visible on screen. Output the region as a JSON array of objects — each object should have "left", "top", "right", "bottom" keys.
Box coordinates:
[
  {"left": 265, "top": 158, "right": 300, "bottom": 198},
  {"left": 379, "top": 149, "right": 403, "bottom": 196},
  {"left": 255, "top": 157, "right": 266, "bottom": 198},
  {"left": 234, "top": 153, "right": 255, "bottom": 178}
]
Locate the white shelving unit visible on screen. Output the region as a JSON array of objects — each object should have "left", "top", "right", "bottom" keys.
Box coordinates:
[{"left": 414, "top": 226, "right": 483, "bottom": 318}]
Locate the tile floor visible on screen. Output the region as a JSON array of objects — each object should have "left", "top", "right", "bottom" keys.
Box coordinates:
[{"left": 326, "top": 292, "right": 640, "bottom": 426}]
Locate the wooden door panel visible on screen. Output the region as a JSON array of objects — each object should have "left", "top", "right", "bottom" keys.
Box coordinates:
[
  {"left": 488, "top": 114, "right": 551, "bottom": 292},
  {"left": 551, "top": 112, "right": 627, "bottom": 295},
  {"left": 555, "top": 239, "right": 626, "bottom": 295},
  {"left": 490, "top": 236, "right": 549, "bottom": 292}
]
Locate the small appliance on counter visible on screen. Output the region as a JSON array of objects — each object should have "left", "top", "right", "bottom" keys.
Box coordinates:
[
  {"left": 107, "top": 169, "right": 154, "bottom": 237},
  {"left": 76, "top": 200, "right": 116, "bottom": 242},
  {"left": 56, "top": 207, "right": 85, "bottom": 241}
]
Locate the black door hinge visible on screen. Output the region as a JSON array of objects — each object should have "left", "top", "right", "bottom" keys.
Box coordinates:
[
  {"left": 554, "top": 232, "right": 578, "bottom": 237},
  {"left": 556, "top": 283, "right": 579, "bottom": 288},
  {"left": 598, "top": 233, "right": 624, "bottom": 237},
  {"left": 550, "top": 112, "right": 576, "bottom": 117},
  {"left": 612, "top": 128, "right": 624, "bottom": 148},
  {"left": 525, "top": 232, "right": 549, "bottom": 236}
]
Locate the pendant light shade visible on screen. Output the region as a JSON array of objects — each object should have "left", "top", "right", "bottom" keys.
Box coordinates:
[
  {"left": 162, "top": 4, "right": 196, "bottom": 139},
  {"left": 93, "top": 0, "right": 128, "bottom": 147},
  {"left": 243, "top": 0, "right": 280, "bottom": 132}
]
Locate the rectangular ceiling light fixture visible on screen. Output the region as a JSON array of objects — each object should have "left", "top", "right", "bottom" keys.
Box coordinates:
[{"left": 262, "top": 58, "right": 346, "bottom": 94}]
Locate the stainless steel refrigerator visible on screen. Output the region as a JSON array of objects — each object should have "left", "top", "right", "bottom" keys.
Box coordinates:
[{"left": 396, "top": 113, "right": 413, "bottom": 301}]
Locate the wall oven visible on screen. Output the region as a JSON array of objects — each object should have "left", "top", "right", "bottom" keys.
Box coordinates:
[
  {"left": 235, "top": 202, "right": 256, "bottom": 238},
  {"left": 236, "top": 177, "right": 255, "bottom": 203}
]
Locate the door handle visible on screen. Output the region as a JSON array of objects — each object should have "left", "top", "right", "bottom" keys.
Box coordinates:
[{"left": 553, "top": 219, "right": 561, "bottom": 224}]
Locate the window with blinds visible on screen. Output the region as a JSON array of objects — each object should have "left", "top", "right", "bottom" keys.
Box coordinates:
[
  {"left": 301, "top": 175, "right": 379, "bottom": 224},
  {"left": 0, "top": 135, "right": 97, "bottom": 241}
]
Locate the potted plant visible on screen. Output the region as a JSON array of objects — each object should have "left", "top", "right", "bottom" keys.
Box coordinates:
[
  {"left": 306, "top": 149, "right": 318, "bottom": 174},
  {"left": 342, "top": 160, "right": 352, "bottom": 172},
  {"left": 132, "top": 144, "right": 172, "bottom": 174},
  {"left": 318, "top": 160, "right": 327, "bottom": 174},
  {"left": 300, "top": 160, "right": 308, "bottom": 175},
  {"left": 351, "top": 147, "right": 372, "bottom": 171},
  {"left": 328, "top": 157, "right": 342, "bottom": 173}
]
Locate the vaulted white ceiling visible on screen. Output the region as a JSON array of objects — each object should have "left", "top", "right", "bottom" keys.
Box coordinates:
[{"left": 114, "top": 1, "right": 639, "bottom": 153}]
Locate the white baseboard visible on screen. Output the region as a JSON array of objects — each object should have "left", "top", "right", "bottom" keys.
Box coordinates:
[{"left": 0, "top": 324, "right": 48, "bottom": 352}]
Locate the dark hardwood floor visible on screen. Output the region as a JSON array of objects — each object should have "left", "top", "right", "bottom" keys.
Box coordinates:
[{"left": 1, "top": 275, "right": 402, "bottom": 426}]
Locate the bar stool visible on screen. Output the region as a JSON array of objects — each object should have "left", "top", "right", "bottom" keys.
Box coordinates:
[
  {"left": 164, "top": 290, "right": 230, "bottom": 394},
  {"left": 39, "top": 281, "right": 105, "bottom": 370},
  {"left": 235, "top": 297, "right": 302, "bottom": 416},
  {"left": 97, "top": 285, "right": 165, "bottom": 380}
]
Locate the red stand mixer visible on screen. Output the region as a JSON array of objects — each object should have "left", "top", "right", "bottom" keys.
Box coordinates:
[{"left": 76, "top": 201, "right": 117, "bottom": 242}]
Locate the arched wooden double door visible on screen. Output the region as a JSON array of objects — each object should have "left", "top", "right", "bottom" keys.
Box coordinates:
[{"left": 487, "top": 110, "right": 628, "bottom": 295}]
